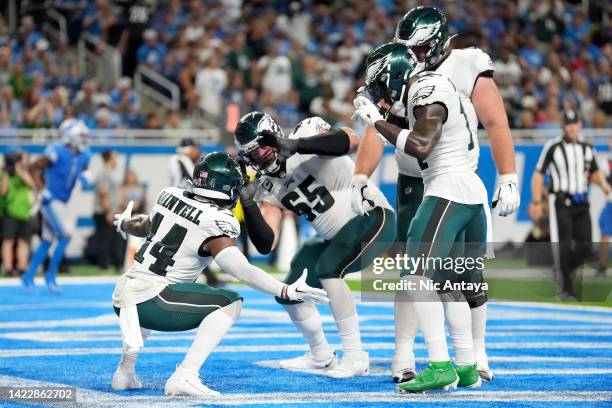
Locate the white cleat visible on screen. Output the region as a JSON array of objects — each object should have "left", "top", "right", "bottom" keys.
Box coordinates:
[
  {"left": 391, "top": 354, "right": 416, "bottom": 383},
  {"left": 279, "top": 351, "right": 338, "bottom": 371},
  {"left": 477, "top": 365, "right": 494, "bottom": 381},
  {"left": 111, "top": 366, "right": 142, "bottom": 391},
  {"left": 326, "top": 351, "right": 369, "bottom": 378},
  {"left": 476, "top": 352, "right": 494, "bottom": 381},
  {"left": 164, "top": 367, "right": 220, "bottom": 397}
]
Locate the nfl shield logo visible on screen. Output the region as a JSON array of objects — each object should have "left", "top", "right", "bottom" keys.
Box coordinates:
[{"left": 200, "top": 171, "right": 208, "bottom": 178}]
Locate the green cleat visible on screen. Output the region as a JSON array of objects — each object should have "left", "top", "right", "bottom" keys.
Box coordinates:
[
  {"left": 456, "top": 364, "right": 482, "bottom": 388},
  {"left": 397, "top": 361, "right": 459, "bottom": 393}
]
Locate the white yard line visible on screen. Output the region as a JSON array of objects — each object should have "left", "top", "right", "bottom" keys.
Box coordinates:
[
  {"left": 3, "top": 329, "right": 612, "bottom": 343},
  {"left": 0, "top": 375, "right": 610, "bottom": 406},
  {"left": 1, "top": 341, "right": 612, "bottom": 358},
  {"left": 255, "top": 360, "right": 612, "bottom": 377}
]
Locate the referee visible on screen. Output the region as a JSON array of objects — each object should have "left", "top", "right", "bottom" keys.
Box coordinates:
[{"left": 529, "top": 109, "right": 611, "bottom": 300}]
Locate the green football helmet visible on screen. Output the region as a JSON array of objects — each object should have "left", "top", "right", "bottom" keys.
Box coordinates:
[
  {"left": 394, "top": 6, "right": 451, "bottom": 68},
  {"left": 234, "top": 111, "right": 285, "bottom": 175},
  {"left": 191, "top": 151, "right": 243, "bottom": 208},
  {"left": 364, "top": 42, "right": 420, "bottom": 107}
]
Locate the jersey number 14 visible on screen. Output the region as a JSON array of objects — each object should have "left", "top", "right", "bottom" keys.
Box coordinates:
[{"left": 134, "top": 213, "right": 187, "bottom": 276}]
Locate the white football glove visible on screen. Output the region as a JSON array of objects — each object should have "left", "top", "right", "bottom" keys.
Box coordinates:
[
  {"left": 351, "top": 174, "right": 376, "bottom": 216},
  {"left": 285, "top": 269, "right": 329, "bottom": 304},
  {"left": 114, "top": 201, "right": 134, "bottom": 239},
  {"left": 352, "top": 95, "right": 383, "bottom": 127},
  {"left": 492, "top": 174, "right": 520, "bottom": 217}
]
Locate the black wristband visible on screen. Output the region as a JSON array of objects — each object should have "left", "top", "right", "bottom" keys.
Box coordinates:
[
  {"left": 241, "top": 198, "right": 275, "bottom": 254},
  {"left": 296, "top": 128, "right": 350, "bottom": 156}
]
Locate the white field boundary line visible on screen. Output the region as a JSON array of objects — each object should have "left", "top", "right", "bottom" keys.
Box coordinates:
[
  {"left": 2, "top": 307, "right": 612, "bottom": 330},
  {"left": 1, "top": 341, "right": 612, "bottom": 358},
  {"left": 2, "top": 324, "right": 611, "bottom": 334},
  {"left": 4, "top": 329, "right": 612, "bottom": 343},
  {"left": 0, "top": 375, "right": 611, "bottom": 406}
]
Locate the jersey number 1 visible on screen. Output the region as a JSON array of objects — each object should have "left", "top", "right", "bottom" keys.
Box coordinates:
[{"left": 134, "top": 213, "right": 187, "bottom": 276}]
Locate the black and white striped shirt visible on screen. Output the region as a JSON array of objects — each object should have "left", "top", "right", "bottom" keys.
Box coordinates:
[{"left": 535, "top": 137, "right": 599, "bottom": 194}]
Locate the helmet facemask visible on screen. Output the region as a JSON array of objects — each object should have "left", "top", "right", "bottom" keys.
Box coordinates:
[
  {"left": 364, "top": 44, "right": 421, "bottom": 117},
  {"left": 235, "top": 112, "right": 286, "bottom": 177}
]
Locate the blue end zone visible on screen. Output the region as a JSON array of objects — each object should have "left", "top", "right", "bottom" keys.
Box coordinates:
[{"left": 0, "top": 282, "right": 610, "bottom": 407}]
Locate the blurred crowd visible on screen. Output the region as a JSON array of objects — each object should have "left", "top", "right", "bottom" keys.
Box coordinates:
[{"left": 0, "top": 0, "right": 610, "bottom": 139}]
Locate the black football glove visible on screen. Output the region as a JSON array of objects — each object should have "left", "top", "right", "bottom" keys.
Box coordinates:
[{"left": 258, "top": 130, "right": 299, "bottom": 162}]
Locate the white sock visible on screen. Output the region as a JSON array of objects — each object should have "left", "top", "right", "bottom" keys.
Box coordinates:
[
  {"left": 413, "top": 300, "right": 449, "bottom": 362},
  {"left": 443, "top": 300, "right": 475, "bottom": 366},
  {"left": 119, "top": 328, "right": 150, "bottom": 371},
  {"left": 283, "top": 303, "right": 331, "bottom": 358},
  {"left": 471, "top": 303, "right": 488, "bottom": 366},
  {"left": 180, "top": 301, "right": 241, "bottom": 374},
  {"left": 393, "top": 295, "right": 417, "bottom": 368},
  {"left": 321, "top": 279, "right": 362, "bottom": 354}
]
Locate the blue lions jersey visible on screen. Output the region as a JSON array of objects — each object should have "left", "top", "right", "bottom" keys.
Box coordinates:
[{"left": 43, "top": 144, "right": 91, "bottom": 202}]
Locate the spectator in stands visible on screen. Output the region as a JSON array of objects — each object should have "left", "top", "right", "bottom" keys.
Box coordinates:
[
  {"left": 8, "top": 62, "right": 31, "bottom": 100},
  {"left": 178, "top": 55, "right": 200, "bottom": 115},
  {"left": 0, "top": 46, "right": 11, "bottom": 85},
  {"left": 94, "top": 150, "right": 123, "bottom": 274},
  {"left": 0, "top": 86, "right": 23, "bottom": 126},
  {"left": 94, "top": 107, "right": 117, "bottom": 130},
  {"left": 74, "top": 80, "right": 109, "bottom": 121},
  {"left": 110, "top": 77, "right": 139, "bottom": 125},
  {"left": 136, "top": 29, "right": 167, "bottom": 72},
  {"left": 144, "top": 112, "right": 162, "bottom": 130},
  {"left": 14, "top": 16, "right": 44, "bottom": 53},
  {"left": 117, "top": 0, "right": 155, "bottom": 77},
  {"left": 83, "top": 0, "right": 109, "bottom": 37},
  {"left": 164, "top": 110, "right": 187, "bottom": 130},
  {"left": 195, "top": 54, "right": 227, "bottom": 124},
  {"left": 1, "top": 150, "right": 35, "bottom": 277},
  {"left": 518, "top": 34, "right": 545, "bottom": 69},
  {"left": 256, "top": 42, "right": 292, "bottom": 98},
  {"left": 119, "top": 169, "right": 146, "bottom": 215}
]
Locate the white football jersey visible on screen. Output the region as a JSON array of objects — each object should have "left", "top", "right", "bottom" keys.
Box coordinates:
[
  {"left": 394, "top": 48, "right": 493, "bottom": 176},
  {"left": 405, "top": 71, "right": 487, "bottom": 205},
  {"left": 255, "top": 118, "right": 392, "bottom": 240},
  {"left": 436, "top": 48, "right": 494, "bottom": 168},
  {"left": 112, "top": 186, "right": 240, "bottom": 307}
]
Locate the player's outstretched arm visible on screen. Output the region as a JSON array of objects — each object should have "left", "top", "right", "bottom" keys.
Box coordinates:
[
  {"left": 258, "top": 127, "right": 358, "bottom": 159},
  {"left": 239, "top": 180, "right": 282, "bottom": 254},
  {"left": 374, "top": 104, "right": 446, "bottom": 161},
  {"left": 207, "top": 237, "right": 329, "bottom": 304}
]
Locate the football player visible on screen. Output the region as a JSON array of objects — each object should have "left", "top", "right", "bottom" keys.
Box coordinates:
[
  {"left": 22, "top": 119, "right": 92, "bottom": 293},
  {"left": 111, "top": 152, "right": 328, "bottom": 397},
  {"left": 353, "top": 43, "right": 488, "bottom": 392},
  {"left": 234, "top": 113, "right": 396, "bottom": 378},
  {"left": 352, "top": 6, "right": 518, "bottom": 382}
]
